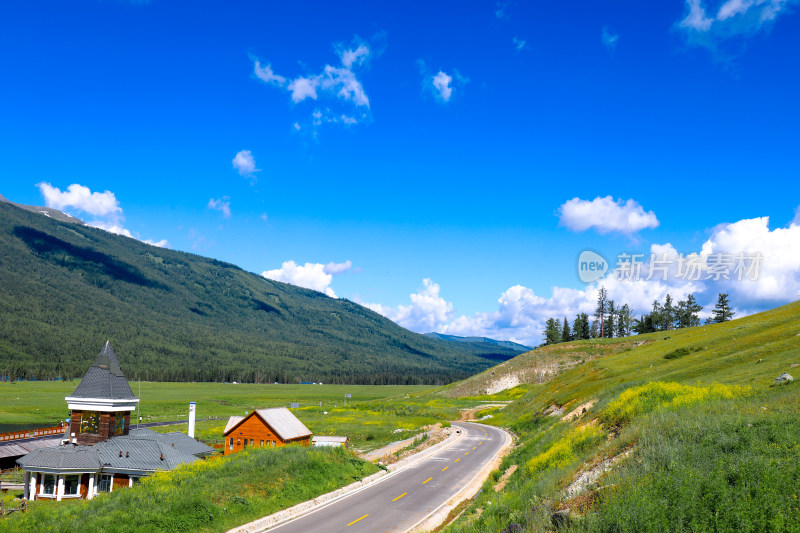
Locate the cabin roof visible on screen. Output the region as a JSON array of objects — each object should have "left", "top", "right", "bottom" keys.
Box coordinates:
[
  {"left": 68, "top": 341, "right": 136, "bottom": 400},
  {"left": 224, "top": 407, "right": 312, "bottom": 441}
]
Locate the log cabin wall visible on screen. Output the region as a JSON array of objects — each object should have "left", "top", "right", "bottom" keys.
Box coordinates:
[{"left": 224, "top": 414, "right": 285, "bottom": 455}]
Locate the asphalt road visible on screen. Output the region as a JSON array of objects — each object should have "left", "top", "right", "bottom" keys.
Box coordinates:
[{"left": 267, "top": 421, "right": 508, "bottom": 533}]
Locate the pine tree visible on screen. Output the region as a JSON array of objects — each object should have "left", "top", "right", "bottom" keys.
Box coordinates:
[
  {"left": 573, "top": 313, "right": 591, "bottom": 340},
  {"left": 562, "top": 317, "right": 571, "bottom": 342},
  {"left": 544, "top": 318, "right": 561, "bottom": 345},
  {"left": 595, "top": 287, "right": 608, "bottom": 338},
  {"left": 676, "top": 294, "right": 702, "bottom": 328},
  {"left": 617, "top": 303, "right": 631, "bottom": 337},
  {"left": 606, "top": 300, "right": 616, "bottom": 338},
  {"left": 651, "top": 300, "right": 663, "bottom": 331},
  {"left": 663, "top": 294, "right": 675, "bottom": 330},
  {"left": 711, "top": 293, "right": 735, "bottom": 323}
]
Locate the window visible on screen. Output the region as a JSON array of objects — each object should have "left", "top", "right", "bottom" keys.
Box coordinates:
[
  {"left": 41, "top": 474, "right": 56, "bottom": 495},
  {"left": 250, "top": 439, "right": 254, "bottom": 446},
  {"left": 98, "top": 474, "right": 112, "bottom": 493},
  {"left": 64, "top": 475, "right": 80, "bottom": 496},
  {"left": 80, "top": 411, "right": 100, "bottom": 434},
  {"left": 260, "top": 440, "right": 265, "bottom": 447},
  {"left": 114, "top": 414, "right": 126, "bottom": 436},
  {"left": 243, "top": 439, "right": 248, "bottom": 448},
  {"left": 229, "top": 437, "right": 233, "bottom": 451}
]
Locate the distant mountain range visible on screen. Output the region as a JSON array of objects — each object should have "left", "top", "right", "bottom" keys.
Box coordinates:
[
  {"left": 0, "top": 196, "right": 519, "bottom": 384},
  {"left": 424, "top": 332, "right": 531, "bottom": 353}
]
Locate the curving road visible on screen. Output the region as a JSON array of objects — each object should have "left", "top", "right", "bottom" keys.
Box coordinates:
[{"left": 265, "top": 421, "right": 509, "bottom": 533}]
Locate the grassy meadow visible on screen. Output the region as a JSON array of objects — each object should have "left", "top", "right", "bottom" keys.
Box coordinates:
[
  {"left": 0, "top": 382, "right": 450, "bottom": 451},
  {"left": 442, "top": 300, "right": 800, "bottom": 532}
]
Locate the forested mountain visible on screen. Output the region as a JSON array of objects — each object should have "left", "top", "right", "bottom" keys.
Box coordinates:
[
  {"left": 0, "top": 200, "right": 517, "bottom": 384},
  {"left": 424, "top": 332, "right": 530, "bottom": 353}
]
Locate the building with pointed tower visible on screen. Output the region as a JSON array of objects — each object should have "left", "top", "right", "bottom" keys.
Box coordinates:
[
  {"left": 65, "top": 341, "right": 139, "bottom": 445},
  {"left": 16, "top": 342, "right": 213, "bottom": 501}
]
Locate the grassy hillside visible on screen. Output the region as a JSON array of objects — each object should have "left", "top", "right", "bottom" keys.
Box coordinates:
[
  {"left": 441, "top": 300, "right": 800, "bottom": 532},
  {"left": 0, "top": 201, "right": 516, "bottom": 384},
  {"left": 0, "top": 446, "right": 379, "bottom": 533}
]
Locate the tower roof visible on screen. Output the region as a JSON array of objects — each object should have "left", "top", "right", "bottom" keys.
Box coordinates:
[{"left": 69, "top": 341, "right": 136, "bottom": 400}]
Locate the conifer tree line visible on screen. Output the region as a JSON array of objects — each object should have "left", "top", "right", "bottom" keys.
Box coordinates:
[{"left": 542, "top": 290, "right": 735, "bottom": 345}]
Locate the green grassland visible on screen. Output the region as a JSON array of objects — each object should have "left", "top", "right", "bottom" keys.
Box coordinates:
[
  {"left": 0, "top": 446, "right": 380, "bottom": 533},
  {"left": 0, "top": 382, "right": 446, "bottom": 451},
  {"left": 442, "top": 300, "right": 800, "bottom": 532}
]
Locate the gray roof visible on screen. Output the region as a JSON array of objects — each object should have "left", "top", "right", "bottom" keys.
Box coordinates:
[
  {"left": 127, "top": 428, "right": 214, "bottom": 457},
  {"left": 0, "top": 437, "right": 63, "bottom": 460},
  {"left": 17, "top": 429, "right": 213, "bottom": 472},
  {"left": 17, "top": 445, "right": 101, "bottom": 470},
  {"left": 69, "top": 341, "right": 137, "bottom": 400},
  {"left": 224, "top": 408, "right": 312, "bottom": 441}
]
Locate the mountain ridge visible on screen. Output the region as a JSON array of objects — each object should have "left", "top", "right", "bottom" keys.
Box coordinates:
[{"left": 0, "top": 199, "right": 517, "bottom": 384}]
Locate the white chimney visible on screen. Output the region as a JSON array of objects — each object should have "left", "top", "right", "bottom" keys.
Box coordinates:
[{"left": 188, "top": 402, "right": 196, "bottom": 438}]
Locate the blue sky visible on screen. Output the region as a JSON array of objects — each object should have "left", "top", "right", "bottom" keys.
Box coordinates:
[{"left": 1, "top": 0, "right": 799, "bottom": 344}]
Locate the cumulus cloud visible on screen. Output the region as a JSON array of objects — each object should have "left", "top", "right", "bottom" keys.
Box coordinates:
[
  {"left": 252, "top": 36, "right": 377, "bottom": 131},
  {"left": 512, "top": 36, "right": 527, "bottom": 52},
  {"left": 232, "top": 150, "right": 259, "bottom": 179},
  {"left": 676, "top": 0, "right": 793, "bottom": 54},
  {"left": 364, "top": 279, "right": 455, "bottom": 332},
  {"left": 37, "top": 182, "right": 121, "bottom": 218},
  {"left": 262, "top": 260, "right": 352, "bottom": 297},
  {"left": 207, "top": 197, "right": 231, "bottom": 218},
  {"left": 558, "top": 196, "right": 660, "bottom": 235},
  {"left": 368, "top": 210, "right": 800, "bottom": 345},
  {"left": 602, "top": 27, "right": 620, "bottom": 50},
  {"left": 36, "top": 182, "right": 169, "bottom": 247}
]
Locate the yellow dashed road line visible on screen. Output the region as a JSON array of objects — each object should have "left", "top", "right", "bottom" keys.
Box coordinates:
[
  {"left": 347, "top": 514, "right": 369, "bottom": 526},
  {"left": 392, "top": 492, "right": 407, "bottom": 502},
  {"left": 423, "top": 477, "right": 433, "bottom": 484},
  {"left": 441, "top": 466, "right": 449, "bottom": 472},
  {"left": 455, "top": 458, "right": 461, "bottom": 463}
]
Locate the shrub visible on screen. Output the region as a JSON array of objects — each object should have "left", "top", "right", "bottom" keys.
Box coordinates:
[
  {"left": 603, "top": 382, "right": 750, "bottom": 425},
  {"left": 525, "top": 425, "right": 605, "bottom": 474}
]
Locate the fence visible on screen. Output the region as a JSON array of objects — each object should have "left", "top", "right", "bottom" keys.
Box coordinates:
[{"left": 0, "top": 425, "right": 66, "bottom": 442}]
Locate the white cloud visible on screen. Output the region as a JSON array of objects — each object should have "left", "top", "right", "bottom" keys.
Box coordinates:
[
  {"left": 602, "top": 27, "right": 619, "bottom": 50},
  {"left": 365, "top": 279, "right": 454, "bottom": 332},
  {"left": 253, "top": 60, "right": 287, "bottom": 86},
  {"left": 252, "top": 36, "right": 376, "bottom": 130},
  {"left": 513, "top": 37, "right": 526, "bottom": 52},
  {"left": 369, "top": 209, "right": 800, "bottom": 345},
  {"left": 677, "top": 0, "right": 792, "bottom": 53},
  {"left": 339, "top": 44, "right": 370, "bottom": 69},
  {"left": 143, "top": 238, "right": 170, "bottom": 248},
  {"left": 37, "top": 182, "right": 121, "bottom": 218},
  {"left": 432, "top": 71, "right": 453, "bottom": 102},
  {"left": 36, "top": 182, "right": 168, "bottom": 247},
  {"left": 232, "top": 150, "right": 259, "bottom": 179},
  {"left": 207, "top": 197, "right": 231, "bottom": 218},
  {"left": 680, "top": 0, "right": 714, "bottom": 30},
  {"left": 793, "top": 205, "right": 800, "bottom": 226},
  {"left": 288, "top": 76, "right": 320, "bottom": 103},
  {"left": 558, "top": 196, "right": 660, "bottom": 235},
  {"left": 324, "top": 260, "right": 353, "bottom": 275},
  {"left": 262, "top": 260, "right": 352, "bottom": 298},
  {"left": 418, "top": 61, "right": 468, "bottom": 104}
]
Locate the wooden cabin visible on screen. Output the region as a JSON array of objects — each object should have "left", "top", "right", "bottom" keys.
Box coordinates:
[{"left": 223, "top": 408, "right": 312, "bottom": 455}]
